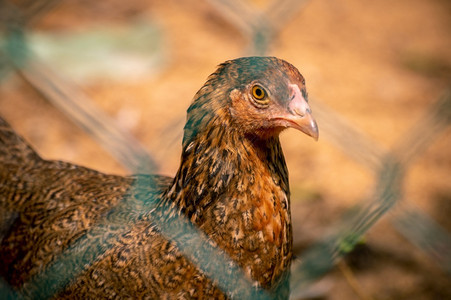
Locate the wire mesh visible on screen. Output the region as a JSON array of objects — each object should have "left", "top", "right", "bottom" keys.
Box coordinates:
[{"left": 0, "top": 0, "right": 450, "bottom": 299}]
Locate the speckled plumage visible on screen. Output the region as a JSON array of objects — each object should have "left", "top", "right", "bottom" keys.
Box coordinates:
[{"left": 0, "top": 57, "right": 318, "bottom": 299}]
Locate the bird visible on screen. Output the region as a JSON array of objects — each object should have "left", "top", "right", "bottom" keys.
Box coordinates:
[{"left": 0, "top": 56, "right": 318, "bottom": 299}]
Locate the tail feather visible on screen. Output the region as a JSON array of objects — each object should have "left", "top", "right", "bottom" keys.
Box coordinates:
[{"left": 0, "top": 116, "right": 41, "bottom": 165}]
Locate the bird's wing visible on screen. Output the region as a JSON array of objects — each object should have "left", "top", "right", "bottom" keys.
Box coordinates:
[{"left": 0, "top": 116, "right": 173, "bottom": 287}]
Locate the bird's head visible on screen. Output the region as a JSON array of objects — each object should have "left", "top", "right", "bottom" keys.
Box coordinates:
[{"left": 183, "top": 57, "right": 318, "bottom": 146}]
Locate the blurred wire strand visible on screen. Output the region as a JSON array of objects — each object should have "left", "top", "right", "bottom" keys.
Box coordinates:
[{"left": 206, "top": 0, "right": 311, "bottom": 54}]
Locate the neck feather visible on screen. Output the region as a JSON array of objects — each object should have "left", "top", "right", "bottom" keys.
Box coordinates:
[
  {"left": 160, "top": 107, "right": 293, "bottom": 291},
  {"left": 164, "top": 119, "right": 289, "bottom": 224}
]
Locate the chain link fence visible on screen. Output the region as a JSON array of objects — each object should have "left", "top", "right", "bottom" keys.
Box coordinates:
[{"left": 1, "top": 0, "right": 450, "bottom": 299}]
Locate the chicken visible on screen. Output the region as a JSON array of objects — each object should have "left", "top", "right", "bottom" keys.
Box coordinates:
[{"left": 0, "top": 56, "right": 318, "bottom": 299}]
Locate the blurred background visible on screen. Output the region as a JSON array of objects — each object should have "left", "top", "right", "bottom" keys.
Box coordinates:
[{"left": 0, "top": 0, "right": 450, "bottom": 299}]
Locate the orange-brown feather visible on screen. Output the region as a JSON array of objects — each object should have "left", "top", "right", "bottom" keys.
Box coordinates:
[{"left": 0, "top": 57, "right": 311, "bottom": 299}]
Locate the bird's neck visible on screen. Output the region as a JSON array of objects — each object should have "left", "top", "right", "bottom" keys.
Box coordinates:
[
  {"left": 166, "top": 128, "right": 289, "bottom": 223},
  {"left": 162, "top": 124, "right": 293, "bottom": 291}
]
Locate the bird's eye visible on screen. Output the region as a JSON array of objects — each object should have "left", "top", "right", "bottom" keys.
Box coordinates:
[{"left": 251, "top": 85, "right": 269, "bottom": 105}]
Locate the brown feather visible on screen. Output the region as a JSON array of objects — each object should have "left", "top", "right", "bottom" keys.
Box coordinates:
[{"left": 0, "top": 56, "right": 316, "bottom": 299}]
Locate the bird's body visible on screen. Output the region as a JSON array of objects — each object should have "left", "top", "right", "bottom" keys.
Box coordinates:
[{"left": 0, "top": 57, "right": 318, "bottom": 299}]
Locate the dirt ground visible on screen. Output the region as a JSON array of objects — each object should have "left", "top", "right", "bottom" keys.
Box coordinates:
[{"left": 1, "top": 0, "right": 450, "bottom": 299}]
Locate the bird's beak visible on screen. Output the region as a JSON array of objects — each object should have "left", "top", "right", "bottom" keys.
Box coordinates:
[{"left": 284, "top": 84, "right": 319, "bottom": 140}]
